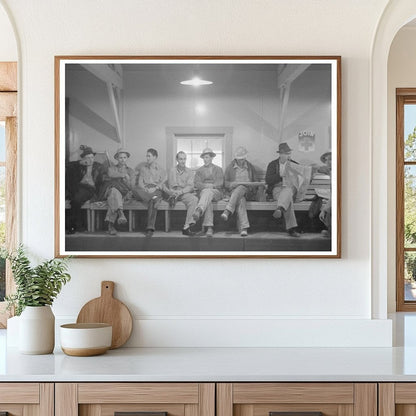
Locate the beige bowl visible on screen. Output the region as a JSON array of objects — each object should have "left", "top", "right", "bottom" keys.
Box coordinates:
[{"left": 60, "top": 323, "right": 112, "bottom": 356}]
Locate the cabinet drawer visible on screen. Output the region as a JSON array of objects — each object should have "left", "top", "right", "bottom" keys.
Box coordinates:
[
  {"left": 217, "top": 383, "right": 376, "bottom": 416},
  {"left": 0, "top": 383, "right": 53, "bottom": 416},
  {"left": 56, "top": 383, "right": 215, "bottom": 416}
]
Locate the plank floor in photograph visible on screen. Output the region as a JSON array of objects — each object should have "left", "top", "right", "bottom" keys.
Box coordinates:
[{"left": 65, "top": 231, "right": 331, "bottom": 252}]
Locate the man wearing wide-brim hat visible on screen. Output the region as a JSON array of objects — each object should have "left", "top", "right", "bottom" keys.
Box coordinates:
[
  {"left": 189, "top": 147, "right": 224, "bottom": 237},
  {"left": 265, "top": 142, "right": 303, "bottom": 237},
  {"left": 221, "top": 146, "right": 258, "bottom": 237},
  {"left": 66, "top": 145, "right": 103, "bottom": 234},
  {"left": 99, "top": 148, "right": 135, "bottom": 235}
]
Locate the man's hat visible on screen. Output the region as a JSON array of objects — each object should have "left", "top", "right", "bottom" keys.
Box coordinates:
[
  {"left": 80, "top": 145, "right": 95, "bottom": 158},
  {"left": 234, "top": 146, "right": 248, "bottom": 159},
  {"left": 114, "top": 148, "right": 131, "bottom": 159},
  {"left": 200, "top": 147, "right": 216, "bottom": 158},
  {"left": 276, "top": 142, "right": 292, "bottom": 154},
  {"left": 320, "top": 151, "right": 332, "bottom": 163}
]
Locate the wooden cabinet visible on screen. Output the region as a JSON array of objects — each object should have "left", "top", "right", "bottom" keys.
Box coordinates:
[
  {"left": 379, "top": 383, "right": 416, "bottom": 416},
  {"left": 55, "top": 383, "right": 215, "bottom": 416},
  {"left": 1, "top": 380, "right": 411, "bottom": 416},
  {"left": 217, "top": 383, "right": 377, "bottom": 416},
  {"left": 0, "top": 383, "right": 53, "bottom": 416}
]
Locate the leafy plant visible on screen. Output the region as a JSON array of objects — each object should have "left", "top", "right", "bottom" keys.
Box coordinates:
[{"left": 4, "top": 246, "right": 71, "bottom": 316}]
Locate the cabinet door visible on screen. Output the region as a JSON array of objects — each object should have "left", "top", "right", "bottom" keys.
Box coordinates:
[
  {"left": 379, "top": 383, "right": 416, "bottom": 416},
  {"left": 55, "top": 383, "right": 215, "bottom": 416},
  {"left": 0, "top": 383, "right": 53, "bottom": 416},
  {"left": 217, "top": 383, "right": 377, "bottom": 416}
]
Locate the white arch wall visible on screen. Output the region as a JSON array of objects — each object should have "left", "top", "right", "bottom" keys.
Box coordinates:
[
  {"left": 372, "top": 0, "right": 416, "bottom": 318},
  {"left": 0, "top": 2, "right": 17, "bottom": 61},
  {"left": 0, "top": 0, "right": 395, "bottom": 347}
]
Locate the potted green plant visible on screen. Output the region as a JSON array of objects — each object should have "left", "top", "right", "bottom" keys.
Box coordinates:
[{"left": 4, "top": 246, "right": 71, "bottom": 354}]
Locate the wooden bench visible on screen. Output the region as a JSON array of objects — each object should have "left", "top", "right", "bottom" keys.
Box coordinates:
[{"left": 80, "top": 176, "right": 330, "bottom": 233}]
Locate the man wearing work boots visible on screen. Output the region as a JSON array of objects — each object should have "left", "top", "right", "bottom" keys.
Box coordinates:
[
  {"left": 99, "top": 148, "right": 135, "bottom": 236},
  {"left": 134, "top": 148, "right": 166, "bottom": 237},
  {"left": 265, "top": 142, "right": 303, "bottom": 237},
  {"left": 221, "top": 146, "right": 257, "bottom": 237},
  {"left": 166, "top": 151, "right": 198, "bottom": 236},
  {"left": 189, "top": 148, "right": 224, "bottom": 237}
]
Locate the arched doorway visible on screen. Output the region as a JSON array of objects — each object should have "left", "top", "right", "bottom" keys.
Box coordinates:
[{"left": 371, "top": 1, "right": 416, "bottom": 318}]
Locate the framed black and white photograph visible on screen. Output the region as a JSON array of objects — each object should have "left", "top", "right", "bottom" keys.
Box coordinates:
[{"left": 55, "top": 56, "right": 341, "bottom": 258}]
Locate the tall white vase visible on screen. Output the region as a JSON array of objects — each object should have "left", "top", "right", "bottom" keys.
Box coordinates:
[{"left": 19, "top": 306, "right": 55, "bottom": 354}]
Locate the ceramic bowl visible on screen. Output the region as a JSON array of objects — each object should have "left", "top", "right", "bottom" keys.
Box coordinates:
[{"left": 60, "top": 323, "right": 112, "bottom": 356}]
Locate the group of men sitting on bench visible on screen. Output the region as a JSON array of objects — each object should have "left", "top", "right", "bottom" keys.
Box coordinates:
[{"left": 66, "top": 143, "right": 331, "bottom": 238}]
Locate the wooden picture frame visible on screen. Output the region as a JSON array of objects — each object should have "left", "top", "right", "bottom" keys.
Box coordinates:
[{"left": 55, "top": 56, "right": 341, "bottom": 258}]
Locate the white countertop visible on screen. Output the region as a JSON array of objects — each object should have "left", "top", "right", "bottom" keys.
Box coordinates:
[
  {"left": 2, "top": 346, "right": 416, "bottom": 382},
  {"left": 2, "top": 313, "right": 416, "bottom": 382}
]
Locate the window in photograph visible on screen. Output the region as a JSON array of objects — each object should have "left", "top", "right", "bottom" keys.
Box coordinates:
[{"left": 175, "top": 135, "right": 224, "bottom": 169}]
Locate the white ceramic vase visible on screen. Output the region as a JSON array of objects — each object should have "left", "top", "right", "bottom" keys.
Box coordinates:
[{"left": 19, "top": 305, "right": 55, "bottom": 354}]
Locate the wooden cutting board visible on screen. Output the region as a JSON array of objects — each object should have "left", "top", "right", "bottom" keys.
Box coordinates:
[{"left": 76, "top": 281, "right": 133, "bottom": 349}]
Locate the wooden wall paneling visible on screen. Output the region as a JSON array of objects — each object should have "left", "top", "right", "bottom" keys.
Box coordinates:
[
  {"left": 353, "top": 383, "right": 377, "bottom": 416},
  {"left": 78, "top": 383, "right": 199, "bottom": 404},
  {"left": 233, "top": 383, "right": 354, "bottom": 404},
  {"left": 55, "top": 383, "right": 78, "bottom": 416},
  {"left": 217, "top": 384, "right": 233, "bottom": 416},
  {"left": 0, "top": 62, "right": 17, "bottom": 91},
  {"left": 379, "top": 383, "right": 395, "bottom": 416},
  {"left": 199, "top": 383, "right": 215, "bottom": 416}
]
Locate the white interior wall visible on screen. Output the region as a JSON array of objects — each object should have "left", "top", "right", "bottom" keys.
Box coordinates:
[
  {"left": 0, "top": 0, "right": 394, "bottom": 347},
  {"left": 0, "top": 3, "right": 16, "bottom": 61},
  {"left": 387, "top": 26, "right": 416, "bottom": 312}
]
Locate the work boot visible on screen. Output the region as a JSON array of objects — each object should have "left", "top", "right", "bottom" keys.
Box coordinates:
[
  {"left": 117, "top": 209, "right": 127, "bottom": 224},
  {"left": 221, "top": 209, "right": 231, "bottom": 221},
  {"left": 107, "top": 222, "right": 117, "bottom": 235},
  {"left": 273, "top": 206, "right": 284, "bottom": 219},
  {"left": 192, "top": 207, "right": 202, "bottom": 222}
]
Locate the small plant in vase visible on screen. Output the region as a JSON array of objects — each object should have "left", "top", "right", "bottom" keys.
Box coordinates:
[{"left": 5, "top": 245, "right": 71, "bottom": 354}]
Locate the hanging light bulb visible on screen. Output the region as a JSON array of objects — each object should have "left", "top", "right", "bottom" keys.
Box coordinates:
[{"left": 180, "top": 76, "right": 213, "bottom": 87}]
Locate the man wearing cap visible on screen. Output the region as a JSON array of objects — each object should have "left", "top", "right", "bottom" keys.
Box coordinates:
[
  {"left": 265, "top": 142, "right": 301, "bottom": 237},
  {"left": 99, "top": 148, "right": 135, "bottom": 235},
  {"left": 166, "top": 151, "right": 198, "bottom": 236},
  {"left": 133, "top": 148, "right": 167, "bottom": 237},
  {"left": 189, "top": 148, "right": 224, "bottom": 237},
  {"left": 66, "top": 145, "right": 103, "bottom": 234},
  {"left": 221, "top": 146, "right": 257, "bottom": 237}
]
